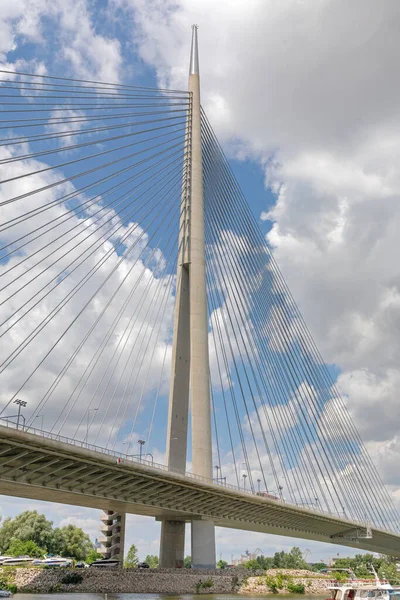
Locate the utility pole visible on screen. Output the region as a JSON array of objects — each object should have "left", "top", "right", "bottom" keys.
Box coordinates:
[{"left": 159, "top": 25, "right": 215, "bottom": 570}]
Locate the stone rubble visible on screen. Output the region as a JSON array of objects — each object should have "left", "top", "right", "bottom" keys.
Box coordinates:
[{"left": 0, "top": 566, "right": 331, "bottom": 594}]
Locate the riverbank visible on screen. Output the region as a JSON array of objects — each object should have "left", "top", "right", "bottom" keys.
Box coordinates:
[{"left": 0, "top": 567, "right": 331, "bottom": 594}]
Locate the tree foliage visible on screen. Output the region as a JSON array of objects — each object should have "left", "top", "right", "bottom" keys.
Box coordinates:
[
  {"left": 217, "top": 559, "right": 228, "bottom": 569},
  {"left": 86, "top": 550, "right": 102, "bottom": 564},
  {"left": 8, "top": 539, "right": 45, "bottom": 558},
  {"left": 245, "top": 547, "right": 309, "bottom": 571},
  {"left": 145, "top": 554, "right": 159, "bottom": 568},
  {"left": 184, "top": 555, "right": 192, "bottom": 568},
  {"left": 0, "top": 511, "right": 54, "bottom": 554},
  {"left": 51, "top": 525, "right": 93, "bottom": 561},
  {"left": 124, "top": 543, "right": 139, "bottom": 568},
  {"left": 0, "top": 510, "right": 94, "bottom": 561}
]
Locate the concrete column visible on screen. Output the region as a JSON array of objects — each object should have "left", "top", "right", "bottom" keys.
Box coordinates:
[
  {"left": 159, "top": 40, "right": 191, "bottom": 568},
  {"left": 188, "top": 25, "right": 216, "bottom": 568},
  {"left": 160, "top": 520, "right": 185, "bottom": 568},
  {"left": 191, "top": 520, "right": 216, "bottom": 569}
]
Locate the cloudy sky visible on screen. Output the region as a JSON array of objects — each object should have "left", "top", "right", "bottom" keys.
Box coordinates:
[{"left": 0, "top": 0, "right": 399, "bottom": 562}]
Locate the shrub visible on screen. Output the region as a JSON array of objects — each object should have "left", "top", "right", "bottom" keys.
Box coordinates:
[
  {"left": 287, "top": 583, "right": 305, "bottom": 594},
  {"left": 195, "top": 578, "right": 214, "bottom": 593},
  {"left": 231, "top": 575, "right": 240, "bottom": 592},
  {"left": 61, "top": 571, "right": 83, "bottom": 585},
  {"left": 265, "top": 575, "right": 281, "bottom": 593}
]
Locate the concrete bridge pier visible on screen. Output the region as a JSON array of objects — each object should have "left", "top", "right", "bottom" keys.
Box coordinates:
[{"left": 159, "top": 520, "right": 185, "bottom": 568}]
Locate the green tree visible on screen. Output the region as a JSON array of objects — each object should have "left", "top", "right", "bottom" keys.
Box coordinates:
[
  {"left": 245, "top": 559, "right": 261, "bottom": 570},
  {"left": 124, "top": 544, "right": 139, "bottom": 568},
  {"left": 272, "top": 547, "right": 309, "bottom": 570},
  {"left": 217, "top": 559, "right": 228, "bottom": 569},
  {"left": 8, "top": 539, "right": 45, "bottom": 558},
  {"left": 51, "top": 525, "right": 93, "bottom": 561},
  {"left": 86, "top": 550, "right": 102, "bottom": 564},
  {"left": 184, "top": 555, "right": 192, "bottom": 568},
  {"left": 145, "top": 554, "right": 159, "bottom": 568},
  {"left": 0, "top": 511, "right": 54, "bottom": 553},
  {"left": 256, "top": 555, "right": 274, "bottom": 570}
]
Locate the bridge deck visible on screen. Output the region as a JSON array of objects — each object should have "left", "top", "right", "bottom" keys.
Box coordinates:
[{"left": 0, "top": 425, "right": 399, "bottom": 555}]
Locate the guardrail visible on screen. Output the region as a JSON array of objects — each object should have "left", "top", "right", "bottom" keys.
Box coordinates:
[{"left": 0, "top": 418, "right": 369, "bottom": 527}]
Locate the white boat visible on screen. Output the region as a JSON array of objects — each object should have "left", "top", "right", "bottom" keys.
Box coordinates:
[
  {"left": 327, "top": 566, "right": 398, "bottom": 600},
  {"left": 1, "top": 556, "right": 34, "bottom": 566},
  {"left": 89, "top": 558, "right": 120, "bottom": 568},
  {"left": 40, "top": 556, "right": 73, "bottom": 568}
]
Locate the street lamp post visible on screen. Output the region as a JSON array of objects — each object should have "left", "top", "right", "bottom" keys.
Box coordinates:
[
  {"left": 14, "top": 399, "right": 27, "bottom": 430},
  {"left": 123, "top": 441, "right": 131, "bottom": 455},
  {"left": 257, "top": 478, "right": 261, "bottom": 493},
  {"left": 85, "top": 408, "right": 98, "bottom": 445},
  {"left": 215, "top": 465, "right": 220, "bottom": 482},
  {"left": 138, "top": 439, "right": 145, "bottom": 462},
  {"left": 242, "top": 473, "right": 247, "bottom": 491},
  {"left": 34, "top": 414, "right": 44, "bottom": 431}
]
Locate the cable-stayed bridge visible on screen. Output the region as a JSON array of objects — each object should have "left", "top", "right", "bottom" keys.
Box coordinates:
[{"left": 0, "top": 27, "right": 399, "bottom": 567}]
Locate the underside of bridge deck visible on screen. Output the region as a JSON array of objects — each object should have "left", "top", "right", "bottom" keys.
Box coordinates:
[{"left": 0, "top": 426, "right": 399, "bottom": 556}]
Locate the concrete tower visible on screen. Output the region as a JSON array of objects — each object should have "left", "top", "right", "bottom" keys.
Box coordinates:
[{"left": 159, "top": 25, "right": 216, "bottom": 569}]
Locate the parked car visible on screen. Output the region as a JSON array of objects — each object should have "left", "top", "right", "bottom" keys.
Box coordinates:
[
  {"left": 75, "top": 562, "right": 86, "bottom": 568},
  {"left": 137, "top": 562, "right": 150, "bottom": 569}
]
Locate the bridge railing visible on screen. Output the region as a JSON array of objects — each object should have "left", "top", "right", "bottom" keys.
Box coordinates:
[{"left": 0, "top": 417, "right": 350, "bottom": 521}]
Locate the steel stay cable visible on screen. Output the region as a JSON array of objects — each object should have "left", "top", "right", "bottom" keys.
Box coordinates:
[
  {"left": 0, "top": 166, "right": 182, "bottom": 391},
  {"left": 0, "top": 159, "right": 185, "bottom": 330},
  {"left": 0, "top": 69, "right": 187, "bottom": 93},
  {"left": 202, "top": 117, "right": 390, "bottom": 524},
  {"left": 146, "top": 302, "right": 175, "bottom": 456},
  {"left": 0, "top": 126, "right": 186, "bottom": 186},
  {"left": 0, "top": 135, "right": 185, "bottom": 209},
  {"left": 200, "top": 110, "right": 397, "bottom": 524},
  {"left": 208, "top": 317, "right": 240, "bottom": 487},
  {"left": 210, "top": 379, "right": 223, "bottom": 479},
  {"left": 0, "top": 108, "right": 188, "bottom": 128},
  {"left": 0, "top": 141, "right": 185, "bottom": 235},
  {"left": 0, "top": 115, "right": 187, "bottom": 164},
  {"left": 0, "top": 149, "right": 184, "bottom": 266},
  {"left": 50, "top": 199, "right": 182, "bottom": 438},
  {"left": 16, "top": 182, "right": 180, "bottom": 430},
  {"left": 202, "top": 145, "right": 317, "bottom": 505},
  {"left": 205, "top": 201, "right": 324, "bottom": 508},
  {"left": 112, "top": 236, "right": 182, "bottom": 450},
  {"left": 0, "top": 158, "right": 184, "bottom": 301},
  {"left": 203, "top": 134, "right": 356, "bottom": 512},
  {"left": 0, "top": 102, "right": 190, "bottom": 113},
  {"left": 201, "top": 118, "right": 394, "bottom": 527},
  {"left": 0, "top": 113, "right": 188, "bottom": 147},
  {"left": 52, "top": 194, "right": 184, "bottom": 437},
  {"left": 202, "top": 137, "right": 357, "bottom": 518},
  {"left": 95, "top": 208, "right": 184, "bottom": 446},
  {"left": 0, "top": 91, "right": 188, "bottom": 99},
  {"left": 203, "top": 148, "right": 337, "bottom": 510},
  {"left": 205, "top": 227, "right": 297, "bottom": 502},
  {"left": 206, "top": 268, "right": 256, "bottom": 492}
]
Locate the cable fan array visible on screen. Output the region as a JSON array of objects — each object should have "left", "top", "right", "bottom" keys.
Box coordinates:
[
  {"left": 0, "top": 68, "right": 398, "bottom": 536},
  {"left": 0, "top": 70, "right": 189, "bottom": 452},
  {"left": 201, "top": 109, "right": 399, "bottom": 534}
]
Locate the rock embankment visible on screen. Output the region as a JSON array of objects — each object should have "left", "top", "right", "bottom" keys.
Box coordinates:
[
  {"left": 240, "top": 569, "right": 332, "bottom": 595},
  {"left": 0, "top": 566, "right": 331, "bottom": 594},
  {"left": 0, "top": 567, "right": 245, "bottom": 594}
]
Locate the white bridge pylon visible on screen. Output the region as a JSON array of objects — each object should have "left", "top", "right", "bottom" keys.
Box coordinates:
[{"left": 160, "top": 25, "right": 216, "bottom": 569}]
